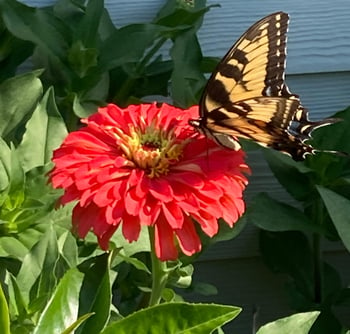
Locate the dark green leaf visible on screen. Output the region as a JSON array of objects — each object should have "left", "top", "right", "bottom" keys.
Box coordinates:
[
  {"left": 0, "top": 282, "right": 10, "bottom": 334},
  {"left": 74, "top": 0, "right": 104, "bottom": 47},
  {"left": 100, "top": 24, "right": 167, "bottom": 70},
  {"left": 154, "top": 0, "right": 216, "bottom": 32},
  {"left": 61, "top": 313, "right": 95, "bottom": 334},
  {"left": 32, "top": 268, "right": 84, "bottom": 334},
  {"left": 77, "top": 253, "right": 113, "bottom": 334},
  {"left": 259, "top": 230, "right": 314, "bottom": 301},
  {"left": 67, "top": 41, "right": 98, "bottom": 77},
  {"left": 309, "top": 309, "right": 342, "bottom": 334},
  {"left": 0, "top": 20, "right": 34, "bottom": 81},
  {"left": 0, "top": 0, "right": 69, "bottom": 65},
  {"left": 17, "top": 87, "right": 68, "bottom": 172},
  {"left": 170, "top": 29, "right": 206, "bottom": 107},
  {"left": 264, "top": 149, "right": 314, "bottom": 201},
  {"left": 312, "top": 106, "right": 350, "bottom": 154},
  {"left": 101, "top": 302, "right": 241, "bottom": 334},
  {"left": 317, "top": 186, "right": 350, "bottom": 252},
  {"left": 257, "top": 311, "right": 320, "bottom": 334},
  {"left": 0, "top": 71, "right": 42, "bottom": 140},
  {"left": 248, "top": 193, "right": 322, "bottom": 233}
]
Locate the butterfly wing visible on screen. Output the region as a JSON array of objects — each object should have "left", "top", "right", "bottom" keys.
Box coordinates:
[
  {"left": 191, "top": 12, "right": 339, "bottom": 160},
  {"left": 200, "top": 12, "right": 291, "bottom": 116}
]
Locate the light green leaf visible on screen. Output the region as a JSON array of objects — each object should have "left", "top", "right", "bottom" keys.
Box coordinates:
[
  {"left": 16, "top": 224, "right": 59, "bottom": 306},
  {"left": 317, "top": 186, "right": 350, "bottom": 252},
  {"left": 101, "top": 302, "right": 241, "bottom": 334},
  {"left": 0, "top": 283, "right": 10, "bottom": 334},
  {"left": 0, "top": 236, "right": 29, "bottom": 260},
  {"left": 0, "top": 71, "right": 42, "bottom": 139},
  {"left": 257, "top": 311, "right": 320, "bottom": 334},
  {"left": 57, "top": 231, "right": 78, "bottom": 269},
  {"left": 61, "top": 313, "right": 95, "bottom": 334},
  {"left": 17, "top": 87, "right": 68, "bottom": 172},
  {"left": 0, "top": 138, "right": 11, "bottom": 194},
  {"left": 6, "top": 272, "right": 27, "bottom": 321},
  {"left": 32, "top": 268, "right": 84, "bottom": 334}
]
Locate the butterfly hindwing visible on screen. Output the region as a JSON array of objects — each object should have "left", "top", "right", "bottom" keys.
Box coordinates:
[{"left": 191, "top": 12, "right": 339, "bottom": 161}]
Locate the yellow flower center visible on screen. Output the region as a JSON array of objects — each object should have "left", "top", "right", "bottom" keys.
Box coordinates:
[{"left": 112, "top": 123, "right": 185, "bottom": 178}]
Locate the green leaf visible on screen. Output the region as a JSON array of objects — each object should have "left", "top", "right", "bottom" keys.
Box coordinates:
[
  {"left": 100, "top": 24, "right": 166, "bottom": 70},
  {"left": 264, "top": 149, "right": 314, "bottom": 201},
  {"left": 0, "top": 282, "right": 10, "bottom": 334},
  {"left": 259, "top": 230, "right": 314, "bottom": 301},
  {"left": 101, "top": 302, "right": 241, "bottom": 334},
  {"left": 0, "top": 0, "right": 69, "bottom": 65},
  {"left": 16, "top": 224, "right": 59, "bottom": 306},
  {"left": 0, "top": 21, "right": 34, "bottom": 81},
  {"left": 61, "top": 313, "right": 95, "bottom": 334},
  {"left": 110, "top": 225, "right": 150, "bottom": 257},
  {"left": 0, "top": 137, "right": 11, "bottom": 194},
  {"left": 0, "top": 236, "right": 29, "bottom": 260},
  {"left": 317, "top": 186, "right": 350, "bottom": 252},
  {"left": 2, "top": 143, "right": 25, "bottom": 211},
  {"left": 6, "top": 272, "right": 28, "bottom": 322},
  {"left": 17, "top": 87, "right": 68, "bottom": 172},
  {"left": 256, "top": 311, "right": 320, "bottom": 334},
  {"left": 154, "top": 0, "right": 215, "bottom": 31},
  {"left": 118, "top": 253, "right": 151, "bottom": 274},
  {"left": 0, "top": 71, "right": 42, "bottom": 140},
  {"left": 170, "top": 29, "right": 206, "bottom": 107},
  {"left": 77, "top": 253, "right": 113, "bottom": 334},
  {"left": 32, "top": 268, "right": 84, "bottom": 334},
  {"left": 57, "top": 231, "right": 78, "bottom": 269},
  {"left": 312, "top": 106, "right": 350, "bottom": 154},
  {"left": 248, "top": 193, "right": 322, "bottom": 233}
]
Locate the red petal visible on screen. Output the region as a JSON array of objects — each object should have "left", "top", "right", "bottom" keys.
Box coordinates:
[
  {"left": 122, "top": 213, "right": 141, "bottom": 242},
  {"left": 154, "top": 215, "right": 178, "bottom": 261},
  {"left": 162, "top": 202, "right": 184, "bottom": 229},
  {"left": 149, "top": 179, "right": 173, "bottom": 202},
  {"left": 175, "top": 215, "right": 201, "bottom": 256}
]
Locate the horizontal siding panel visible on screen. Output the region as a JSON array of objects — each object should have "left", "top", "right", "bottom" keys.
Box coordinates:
[
  {"left": 198, "top": 0, "right": 350, "bottom": 74},
  {"left": 22, "top": 0, "right": 350, "bottom": 74}
]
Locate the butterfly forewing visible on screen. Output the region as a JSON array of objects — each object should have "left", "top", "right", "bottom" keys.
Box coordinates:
[
  {"left": 191, "top": 12, "right": 339, "bottom": 160},
  {"left": 201, "top": 12, "right": 290, "bottom": 116}
]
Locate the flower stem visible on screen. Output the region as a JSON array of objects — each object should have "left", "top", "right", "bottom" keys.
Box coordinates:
[{"left": 148, "top": 226, "right": 169, "bottom": 306}]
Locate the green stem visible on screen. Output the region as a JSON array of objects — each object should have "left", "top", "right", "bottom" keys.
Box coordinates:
[{"left": 148, "top": 226, "right": 169, "bottom": 306}]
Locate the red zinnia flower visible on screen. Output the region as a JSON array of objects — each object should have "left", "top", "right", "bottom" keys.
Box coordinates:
[{"left": 50, "top": 103, "right": 249, "bottom": 260}]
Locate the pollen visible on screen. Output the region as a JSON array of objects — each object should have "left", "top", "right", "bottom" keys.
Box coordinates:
[{"left": 113, "top": 124, "right": 184, "bottom": 178}]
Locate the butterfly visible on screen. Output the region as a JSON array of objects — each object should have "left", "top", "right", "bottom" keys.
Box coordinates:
[{"left": 189, "top": 12, "right": 339, "bottom": 161}]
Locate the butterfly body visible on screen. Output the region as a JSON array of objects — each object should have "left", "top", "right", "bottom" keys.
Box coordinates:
[{"left": 190, "top": 12, "right": 339, "bottom": 160}]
